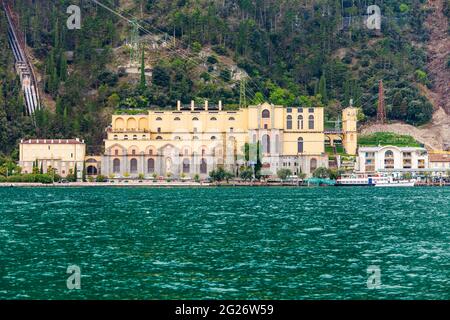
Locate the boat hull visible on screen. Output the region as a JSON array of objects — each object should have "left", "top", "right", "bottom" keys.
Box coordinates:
[{"left": 375, "top": 182, "right": 415, "bottom": 187}]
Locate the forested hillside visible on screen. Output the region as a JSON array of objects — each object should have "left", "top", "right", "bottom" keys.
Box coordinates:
[{"left": 1, "top": 0, "right": 447, "bottom": 156}]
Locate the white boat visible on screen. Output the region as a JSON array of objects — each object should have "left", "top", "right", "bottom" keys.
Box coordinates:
[
  {"left": 336, "top": 173, "right": 388, "bottom": 186},
  {"left": 374, "top": 177, "right": 416, "bottom": 187}
]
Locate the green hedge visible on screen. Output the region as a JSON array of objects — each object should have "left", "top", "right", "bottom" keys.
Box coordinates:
[{"left": 0, "top": 174, "right": 56, "bottom": 184}]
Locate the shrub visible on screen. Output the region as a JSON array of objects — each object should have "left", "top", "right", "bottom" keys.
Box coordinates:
[
  {"left": 96, "top": 175, "right": 108, "bottom": 182},
  {"left": 277, "top": 169, "right": 292, "bottom": 181},
  {"left": 212, "top": 45, "right": 227, "bottom": 56},
  {"left": 207, "top": 55, "right": 218, "bottom": 64}
]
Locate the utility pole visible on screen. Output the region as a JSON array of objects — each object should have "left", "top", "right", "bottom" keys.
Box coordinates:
[{"left": 377, "top": 80, "right": 386, "bottom": 124}]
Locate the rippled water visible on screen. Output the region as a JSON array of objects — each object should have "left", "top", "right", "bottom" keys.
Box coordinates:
[{"left": 0, "top": 187, "right": 448, "bottom": 300}]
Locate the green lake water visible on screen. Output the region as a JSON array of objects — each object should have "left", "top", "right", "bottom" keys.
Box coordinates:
[{"left": 0, "top": 187, "right": 448, "bottom": 300}]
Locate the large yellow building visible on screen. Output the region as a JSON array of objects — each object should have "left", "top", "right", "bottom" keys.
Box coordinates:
[
  {"left": 101, "top": 101, "right": 357, "bottom": 178},
  {"left": 19, "top": 138, "right": 86, "bottom": 178}
]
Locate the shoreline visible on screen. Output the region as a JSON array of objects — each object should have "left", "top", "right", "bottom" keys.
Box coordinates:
[{"left": 0, "top": 182, "right": 448, "bottom": 188}]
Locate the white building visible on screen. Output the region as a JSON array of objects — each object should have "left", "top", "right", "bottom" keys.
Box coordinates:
[
  {"left": 428, "top": 152, "right": 450, "bottom": 176},
  {"left": 357, "top": 146, "right": 428, "bottom": 173}
]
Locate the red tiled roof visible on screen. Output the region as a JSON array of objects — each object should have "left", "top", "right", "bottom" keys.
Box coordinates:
[
  {"left": 20, "top": 139, "right": 85, "bottom": 145},
  {"left": 429, "top": 153, "right": 450, "bottom": 162}
]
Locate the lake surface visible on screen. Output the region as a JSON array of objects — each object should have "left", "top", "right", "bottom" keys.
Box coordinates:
[{"left": 0, "top": 187, "right": 448, "bottom": 300}]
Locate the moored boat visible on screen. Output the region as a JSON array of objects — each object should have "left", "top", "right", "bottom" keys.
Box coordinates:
[
  {"left": 335, "top": 173, "right": 388, "bottom": 186},
  {"left": 374, "top": 177, "right": 416, "bottom": 187}
]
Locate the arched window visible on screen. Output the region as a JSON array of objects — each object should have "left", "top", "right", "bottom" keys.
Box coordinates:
[
  {"left": 287, "top": 115, "right": 292, "bottom": 129},
  {"left": 156, "top": 136, "right": 163, "bottom": 140},
  {"left": 297, "top": 137, "right": 304, "bottom": 153},
  {"left": 174, "top": 117, "right": 180, "bottom": 121},
  {"left": 131, "top": 149, "right": 136, "bottom": 156},
  {"left": 385, "top": 150, "right": 394, "bottom": 157},
  {"left": 210, "top": 117, "right": 217, "bottom": 121},
  {"left": 192, "top": 117, "right": 199, "bottom": 121},
  {"left": 124, "top": 135, "right": 128, "bottom": 140},
  {"left": 156, "top": 117, "right": 162, "bottom": 121},
  {"left": 200, "top": 158, "right": 207, "bottom": 174},
  {"left": 211, "top": 136, "right": 216, "bottom": 140},
  {"left": 113, "top": 158, "right": 121, "bottom": 173},
  {"left": 298, "top": 115, "right": 303, "bottom": 130},
  {"left": 182, "top": 159, "right": 190, "bottom": 173},
  {"left": 308, "top": 115, "right": 314, "bottom": 130},
  {"left": 133, "top": 135, "right": 137, "bottom": 140},
  {"left": 147, "top": 158, "right": 155, "bottom": 173},
  {"left": 87, "top": 166, "right": 98, "bottom": 176},
  {"left": 113, "top": 135, "right": 118, "bottom": 140},
  {"left": 114, "top": 149, "right": 119, "bottom": 156},
  {"left": 228, "top": 117, "right": 235, "bottom": 121},
  {"left": 262, "top": 109, "right": 270, "bottom": 118},
  {"left": 310, "top": 158, "right": 317, "bottom": 171},
  {"left": 130, "top": 158, "right": 138, "bottom": 173},
  {"left": 262, "top": 134, "right": 270, "bottom": 153}
]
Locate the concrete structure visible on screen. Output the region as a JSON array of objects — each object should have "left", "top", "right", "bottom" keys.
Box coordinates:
[
  {"left": 19, "top": 138, "right": 86, "bottom": 178},
  {"left": 357, "top": 146, "right": 428, "bottom": 173},
  {"left": 102, "top": 101, "right": 358, "bottom": 178}
]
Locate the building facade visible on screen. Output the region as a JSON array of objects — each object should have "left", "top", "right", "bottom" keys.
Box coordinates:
[
  {"left": 19, "top": 138, "right": 86, "bottom": 178},
  {"left": 357, "top": 146, "right": 428, "bottom": 173},
  {"left": 428, "top": 152, "right": 450, "bottom": 176},
  {"left": 102, "top": 101, "right": 358, "bottom": 178}
]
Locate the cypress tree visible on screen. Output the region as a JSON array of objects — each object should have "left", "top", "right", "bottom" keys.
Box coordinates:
[
  {"left": 139, "top": 47, "right": 146, "bottom": 91},
  {"left": 59, "top": 50, "right": 67, "bottom": 81},
  {"left": 319, "top": 75, "right": 328, "bottom": 104},
  {"left": 82, "top": 162, "right": 86, "bottom": 182}
]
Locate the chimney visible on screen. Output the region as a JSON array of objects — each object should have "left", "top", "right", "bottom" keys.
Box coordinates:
[
  {"left": 218, "top": 100, "right": 223, "bottom": 111},
  {"left": 204, "top": 100, "right": 208, "bottom": 111},
  {"left": 177, "top": 100, "right": 181, "bottom": 111},
  {"left": 191, "top": 100, "right": 195, "bottom": 111}
]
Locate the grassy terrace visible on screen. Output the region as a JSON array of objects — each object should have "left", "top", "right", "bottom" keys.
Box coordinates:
[{"left": 358, "top": 132, "right": 422, "bottom": 147}]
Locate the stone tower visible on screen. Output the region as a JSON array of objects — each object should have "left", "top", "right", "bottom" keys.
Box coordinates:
[{"left": 342, "top": 105, "right": 358, "bottom": 155}]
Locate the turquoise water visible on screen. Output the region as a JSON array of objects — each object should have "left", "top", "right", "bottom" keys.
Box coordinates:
[{"left": 0, "top": 187, "right": 448, "bottom": 300}]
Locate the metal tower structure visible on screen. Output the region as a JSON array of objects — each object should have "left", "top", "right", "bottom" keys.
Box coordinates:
[
  {"left": 377, "top": 80, "right": 386, "bottom": 123},
  {"left": 129, "top": 18, "right": 140, "bottom": 66}
]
